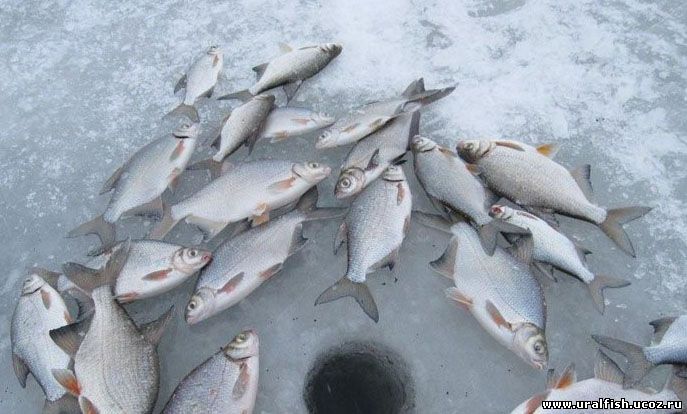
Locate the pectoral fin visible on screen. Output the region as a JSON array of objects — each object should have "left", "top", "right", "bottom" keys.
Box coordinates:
[
  {"left": 283, "top": 81, "right": 302, "bottom": 103},
  {"left": 232, "top": 362, "right": 250, "bottom": 399},
  {"left": 12, "top": 353, "right": 29, "bottom": 388},
  {"left": 174, "top": 74, "right": 187, "bottom": 94},
  {"left": 486, "top": 300, "right": 512, "bottom": 330},
  {"left": 267, "top": 176, "right": 297, "bottom": 193},
  {"left": 445, "top": 287, "right": 472, "bottom": 310}
]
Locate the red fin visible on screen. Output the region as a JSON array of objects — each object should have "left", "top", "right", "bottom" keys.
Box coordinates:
[
  {"left": 252, "top": 204, "right": 270, "bottom": 226},
  {"left": 142, "top": 269, "right": 172, "bottom": 281},
  {"left": 232, "top": 362, "right": 250, "bottom": 399},
  {"left": 213, "top": 54, "right": 220, "bottom": 66},
  {"left": 41, "top": 289, "right": 51, "bottom": 310},
  {"left": 525, "top": 390, "right": 550, "bottom": 414},
  {"left": 465, "top": 163, "right": 481, "bottom": 175},
  {"left": 554, "top": 364, "right": 576, "bottom": 389},
  {"left": 438, "top": 147, "right": 455, "bottom": 157},
  {"left": 291, "top": 117, "right": 310, "bottom": 125},
  {"left": 368, "top": 118, "right": 385, "bottom": 129},
  {"left": 220, "top": 273, "right": 245, "bottom": 294},
  {"left": 486, "top": 300, "right": 512, "bottom": 330},
  {"left": 341, "top": 123, "right": 359, "bottom": 133},
  {"left": 396, "top": 182, "right": 405, "bottom": 205},
  {"left": 79, "top": 396, "right": 99, "bottom": 414},
  {"left": 445, "top": 287, "right": 472, "bottom": 310},
  {"left": 259, "top": 263, "right": 283, "bottom": 280},
  {"left": 267, "top": 176, "right": 296, "bottom": 192},
  {"left": 272, "top": 130, "right": 290, "bottom": 141},
  {"left": 536, "top": 143, "right": 559, "bottom": 157},
  {"left": 116, "top": 292, "right": 140, "bottom": 303},
  {"left": 64, "top": 310, "right": 74, "bottom": 324},
  {"left": 52, "top": 369, "right": 81, "bottom": 396},
  {"left": 170, "top": 140, "right": 185, "bottom": 161}
]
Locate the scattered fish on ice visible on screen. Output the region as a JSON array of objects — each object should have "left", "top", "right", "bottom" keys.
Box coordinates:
[{"left": 258, "top": 107, "right": 335, "bottom": 143}]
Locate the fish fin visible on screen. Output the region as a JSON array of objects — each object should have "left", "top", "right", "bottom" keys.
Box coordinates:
[
  {"left": 465, "top": 163, "right": 481, "bottom": 175},
  {"left": 494, "top": 140, "right": 526, "bottom": 151},
  {"left": 70, "top": 290, "right": 95, "bottom": 320},
  {"left": 525, "top": 207, "right": 559, "bottom": 228},
  {"left": 27, "top": 267, "right": 61, "bottom": 290},
  {"left": 592, "top": 334, "right": 652, "bottom": 388},
  {"left": 296, "top": 187, "right": 318, "bottom": 212},
  {"left": 122, "top": 196, "right": 163, "bottom": 219},
  {"left": 588, "top": 274, "right": 630, "bottom": 314},
  {"left": 115, "top": 291, "right": 139, "bottom": 303},
  {"left": 260, "top": 263, "right": 284, "bottom": 280},
  {"left": 595, "top": 350, "right": 625, "bottom": 384},
  {"left": 403, "top": 215, "right": 411, "bottom": 236},
  {"left": 204, "top": 86, "right": 215, "bottom": 98},
  {"left": 315, "top": 277, "right": 379, "bottom": 322},
  {"left": 49, "top": 318, "right": 91, "bottom": 357},
  {"left": 666, "top": 367, "right": 687, "bottom": 407},
  {"left": 99, "top": 165, "right": 125, "bottom": 194},
  {"left": 219, "top": 272, "right": 245, "bottom": 294},
  {"left": 245, "top": 130, "right": 261, "bottom": 154},
  {"left": 574, "top": 242, "right": 593, "bottom": 263},
  {"left": 482, "top": 219, "right": 531, "bottom": 256},
  {"left": 51, "top": 369, "right": 80, "bottom": 396},
  {"left": 444, "top": 287, "right": 472, "bottom": 310},
  {"left": 402, "top": 85, "right": 455, "bottom": 111},
  {"left": 485, "top": 300, "right": 512, "bottom": 330},
  {"left": 140, "top": 306, "right": 174, "bottom": 346},
  {"left": 373, "top": 248, "right": 399, "bottom": 271},
  {"left": 333, "top": 222, "right": 347, "bottom": 254},
  {"left": 430, "top": 237, "right": 459, "bottom": 279},
  {"left": 305, "top": 207, "right": 347, "bottom": 222},
  {"left": 649, "top": 317, "right": 677, "bottom": 342},
  {"left": 174, "top": 74, "right": 187, "bottom": 94},
  {"left": 191, "top": 217, "right": 229, "bottom": 241},
  {"left": 278, "top": 42, "right": 293, "bottom": 53},
  {"left": 187, "top": 158, "right": 224, "bottom": 180},
  {"left": 78, "top": 396, "right": 98, "bottom": 414},
  {"left": 41, "top": 289, "right": 52, "bottom": 309},
  {"left": 401, "top": 78, "right": 424, "bottom": 97},
  {"left": 169, "top": 139, "right": 187, "bottom": 161},
  {"left": 166, "top": 103, "right": 199, "bottom": 123},
  {"left": 148, "top": 202, "right": 180, "bottom": 240},
  {"left": 412, "top": 211, "right": 452, "bottom": 233},
  {"left": 599, "top": 206, "right": 652, "bottom": 257},
  {"left": 142, "top": 268, "right": 172, "bottom": 281},
  {"left": 365, "top": 148, "right": 380, "bottom": 171},
  {"left": 252, "top": 62, "right": 269, "bottom": 80},
  {"left": 288, "top": 223, "right": 308, "bottom": 254},
  {"left": 524, "top": 391, "right": 550, "bottom": 413},
  {"left": 66, "top": 215, "right": 116, "bottom": 253},
  {"left": 553, "top": 364, "right": 576, "bottom": 389},
  {"left": 12, "top": 353, "right": 29, "bottom": 388},
  {"left": 532, "top": 261, "right": 557, "bottom": 282},
  {"left": 61, "top": 239, "right": 130, "bottom": 294},
  {"left": 570, "top": 164, "right": 593, "bottom": 199},
  {"left": 217, "top": 89, "right": 253, "bottom": 102},
  {"left": 407, "top": 111, "right": 421, "bottom": 143},
  {"left": 392, "top": 182, "right": 405, "bottom": 206},
  {"left": 283, "top": 80, "right": 302, "bottom": 103},
  {"left": 252, "top": 210, "right": 270, "bottom": 227},
  {"left": 536, "top": 143, "right": 560, "bottom": 158},
  {"left": 507, "top": 236, "right": 534, "bottom": 264},
  {"left": 42, "top": 394, "right": 80, "bottom": 414},
  {"left": 232, "top": 362, "right": 251, "bottom": 399},
  {"left": 267, "top": 176, "right": 297, "bottom": 193}
]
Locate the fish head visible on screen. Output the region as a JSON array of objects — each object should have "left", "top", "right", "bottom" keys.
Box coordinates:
[
  {"left": 224, "top": 330, "right": 259, "bottom": 360},
  {"left": 312, "top": 112, "right": 336, "bottom": 128},
  {"left": 185, "top": 287, "right": 216, "bottom": 325},
  {"left": 21, "top": 273, "right": 46, "bottom": 296},
  {"left": 173, "top": 247, "right": 212, "bottom": 274},
  {"left": 293, "top": 161, "right": 332, "bottom": 184},
  {"left": 335, "top": 168, "right": 365, "bottom": 199},
  {"left": 315, "top": 129, "right": 341, "bottom": 149},
  {"left": 514, "top": 324, "right": 548, "bottom": 370},
  {"left": 206, "top": 45, "right": 222, "bottom": 56},
  {"left": 410, "top": 135, "right": 437, "bottom": 153},
  {"left": 456, "top": 139, "right": 491, "bottom": 163},
  {"left": 382, "top": 165, "right": 406, "bottom": 182},
  {"left": 173, "top": 122, "right": 200, "bottom": 139},
  {"left": 319, "top": 43, "right": 343, "bottom": 58},
  {"left": 488, "top": 204, "right": 515, "bottom": 220}
]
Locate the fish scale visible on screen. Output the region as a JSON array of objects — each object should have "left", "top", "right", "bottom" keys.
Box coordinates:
[
  {"left": 258, "top": 107, "right": 335, "bottom": 142},
  {"left": 183, "top": 50, "right": 222, "bottom": 105},
  {"left": 212, "top": 94, "right": 274, "bottom": 161},
  {"left": 645, "top": 316, "right": 687, "bottom": 365}
]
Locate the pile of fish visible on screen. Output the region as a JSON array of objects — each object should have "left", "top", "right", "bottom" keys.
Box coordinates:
[{"left": 10, "top": 42, "right": 684, "bottom": 414}]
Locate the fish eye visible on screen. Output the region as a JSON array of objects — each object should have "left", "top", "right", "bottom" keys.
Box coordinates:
[
  {"left": 189, "top": 249, "right": 197, "bottom": 257},
  {"left": 236, "top": 333, "right": 247, "bottom": 342},
  {"left": 308, "top": 162, "right": 319, "bottom": 169},
  {"left": 181, "top": 123, "right": 190, "bottom": 129},
  {"left": 340, "top": 178, "right": 351, "bottom": 188},
  {"left": 533, "top": 341, "right": 545, "bottom": 354},
  {"left": 187, "top": 301, "right": 197, "bottom": 311}
]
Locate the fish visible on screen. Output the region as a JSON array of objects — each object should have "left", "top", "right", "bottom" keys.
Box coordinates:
[
  {"left": 218, "top": 42, "right": 342, "bottom": 103},
  {"left": 258, "top": 107, "right": 335, "bottom": 143},
  {"left": 511, "top": 351, "right": 687, "bottom": 414},
  {"left": 431, "top": 220, "right": 548, "bottom": 369},
  {"left": 316, "top": 78, "right": 454, "bottom": 148},
  {"left": 593, "top": 315, "right": 687, "bottom": 389},
  {"left": 185, "top": 188, "right": 345, "bottom": 324},
  {"left": 456, "top": 139, "right": 652, "bottom": 257},
  {"left": 162, "top": 330, "right": 259, "bottom": 414},
  {"left": 49, "top": 242, "right": 173, "bottom": 414},
  {"left": 149, "top": 160, "right": 331, "bottom": 241},
  {"left": 490, "top": 204, "right": 631, "bottom": 312},
  {"left": 11, "top": 269, "right": 79, "bottom": 414},
  {"left": 411, "top": 136, "right": 528, "bottom": 254},
  {"left": 67, "top": 123, "right": 199, "bottom": 253},
  {"left": 168, "top": 45, "right": 224, "bottom": 122},
  {"left": 316, "top": 165, "right": 412, "bottom": 322}
]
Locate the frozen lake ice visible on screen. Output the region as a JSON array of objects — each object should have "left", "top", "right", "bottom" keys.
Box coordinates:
[{"left": 1, "top": 0, "right": 686, "bottom": 412}]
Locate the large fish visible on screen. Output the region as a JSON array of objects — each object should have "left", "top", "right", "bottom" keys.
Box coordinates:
[
  {"left": 489, "top": 204, "right": 629, "bottom": 313},
  {"left": 11, "top": 270, "right": 79, "bottom": 414},
  {"left": 412, "top": 136, "right": 528, "bottom": 254},
  {"left": 67, "top": 123, "right": 199, "bottom": 253},
  {"left": 218, "top": 42, "right": 342, "bottom": 103},
  {"left": 150, "top": 160, "right": 331, "bottom": 240},
  {"left": 430, "top": 221, "right": 548, "bottom": 369},
  {"left": 258, "top": 107, "right": 335, "bottom": 143},
  {"left": 186, "top": 188, "right": 344, "bottom": 324},
  {"left": 316, "top": 78, "right": 454, "bottom": 148},
  {"left": 162, "top": 330, "right": 259, "bottom": 414},
  {"left": 593, "top": 315, "right": 687, "bottom": 388},
  {"left": 168, "top": 45, "right": 224, "bottom": 122},
  {"left": 316, "top": 165, "right": 412, "bottom": 322},
  {"left": 457, "top": 139, "right": 651, "bottom": 257},
  {"left": 50, "top": 242, "right": 173, "bottom": 414},
  {"left": 334, "top": 110, "right": 418, "bottom": 199},
  {"left": 511, "top": 352, "right": 686, "bottom": 414}
]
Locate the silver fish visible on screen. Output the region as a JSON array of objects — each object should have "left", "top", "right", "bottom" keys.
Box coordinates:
[
  {"left": 168, "top": 45, "right": 224, "bottom": 122},
  {"left": 431, "top": 221, "right": 547, "bottom": 369},
  {"left": 334, "top": 111, "right": 418, "bottom": 199},
  {"left": 67, "top": 123, "right": 199, "bottom": 253},
  {"left": 457, "top": 139, "right": 651, "bottom": 257},
  {"left": 316, "top": 78, "right": 454, "bottom": 148},
  {"left": 50, "top": 243, "right": 173, "bottom": 414},
  {"left": 593, "top": 315, "right": 687, "bottom": 388},
  {"left": 186, "top": 188, "right": 344, "bottom": 324},
  {"left": 490, "top": 204, "right": 629, "bottom": 313},
  {"left": 218, "top": 42, "right": 342, "bottom": 103},
  {"left": 150, "top": 160, "right": 331, "bottom": 241},
  {"left": 162, "top": 330, "right": 259, "bottom": 414},
  {"left": 316, "top": 165, "right": 412, "bottom": 322},
  {"left": 258, "top": 107, "right": 335, "bottom": 143},
  {"left": 511, "top": 352, "right": 686, "bottom": 414}
]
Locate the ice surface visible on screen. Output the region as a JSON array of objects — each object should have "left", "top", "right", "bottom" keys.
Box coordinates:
[{"left": 1, "top": 0, "right": 686, "bottom": 412}]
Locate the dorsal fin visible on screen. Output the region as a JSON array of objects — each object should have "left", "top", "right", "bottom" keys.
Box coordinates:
[
  {"left": 365, "top": 148, "right": 380, "bottom": 171},
  {"left": 570, "top": 164, "right": 593, "bottom": 199},
  {"left": 140, "top": 306, "right": 174, "bottom": 346},
  {"left": 536, "top": 143, "right": 560, "bottom": 158},
  {"left": 278, "top": 42, "right": 293, "bottom": 53},
  {"left": 594, "top": 350, "right": 625, "bottom": 384},
  {"left": 494, "top": 140, "right": 525, "bottom": 151},
  {"left": 252, "top": 63, "right": 269, "bottom": 81},
  {"left": 553, "top": 364, "right": 576, "bottom": 389},
  {"left": 429, "top": 237, "right": 459, "bottom": 278}
]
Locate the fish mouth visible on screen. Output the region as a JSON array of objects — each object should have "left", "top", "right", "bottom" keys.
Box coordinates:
[
  {"left": 488, "top": 205, "right": 505, "bottom": 218},
  {"left": 315, "top": 132, "right": 334, "bottom": 149}
]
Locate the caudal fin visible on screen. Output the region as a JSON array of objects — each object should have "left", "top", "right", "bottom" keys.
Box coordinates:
[
  {"left": 402, "top": 86, "right": 456, "bottom": 112},
  {"left": 217, "top": 89, "right": 253, "bottom": 102},
  {"left": 42, "top": 394, "right": 80, "bottom": 414},
  {"left": 66, "top": 215, "right": 116, "bottom": 253},
  {"left": 187, "top": 158, "right": 223, "bottom": 179},
  {"left": 148, "top": 202, "right": 180, "bottom": 240},
  {"left": 478, "top": 219, "right": 530, "bottom": 256},
  {"left": 166, "top": 103, "right": 199, "bottom": 123},
  {"left": 599, "top": 206, "right": 652, "bottom": 257},
  {"left": 587, "top": 274, "right": 631, "bottom": 314},
  {"left": 667, "top": 367, "right": 687, "bottom": 410},
  {"left": 315, "top": 277, "right": 379, "bottom": 322},
  {"left": 61, "top": 239, "right": 131, "bottom": 294},
  {"left": 592, "top": 334, "right": 652, "bottom": 388}
]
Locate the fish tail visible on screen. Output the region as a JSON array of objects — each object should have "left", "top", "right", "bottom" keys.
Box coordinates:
[
  {"left": 42, "top": 394, "right": 80, "bottom": 414},
  {"left": 412, "top": 211, "right": 452, "bottom": 233},
  {"left": 61, "top": 240, "right": 131, "bottom": 294},
  {"left": 296, "top": 187, "right": 347, "bottom": 221},
  {"left": 166, "top": 103, "right": 200, "bottom": 123},
  {"left": 315, "top": 276, "right": 379, "bottom": 323},
  {"left": 148, "top": 202, "right": 179, "bottom": 240},
  {"left": 217, "top": 89, "right": 253, "bottom": 102},
  {"left": 187, "top": 157, "right": 223, "bottom": 179},
  {"left": 592, "top": 334, "right": 652, "bottom": 388},
  {"left": 588, "top": 274, "right": 630, "bottom": 314},
  {"left": 666, "top": 367, "right": 687, "bottom": 408},
  {"left": 403, "top": 86, "right": 456, "bottom": 112},
  {"left": 599, "top": 206, "right": 652, "bottom": 257},
  {"left": 402, "top": 78, "right": 425, "bottom": 97},
  {"left": 66, "top": 215, "right": 116, "bottom": 253},
  {"left": 305, "top": 208, "right": 347, "bottom": 221},
  {"left": 478, "top": 219, "right": 530, "bottom": 256}
]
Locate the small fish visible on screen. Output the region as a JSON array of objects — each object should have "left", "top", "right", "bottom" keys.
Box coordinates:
[
  {"left": 316, "top": 78, "right": 454, "bottom": 148},
  {"left": 316, "top": 165, "right": 412, "bottom": 322},
  {"left": 218, "top": 42, "right": 342, "bottom": 103},
  {"left": 258, "top": 107, "right": 335, "bottom": 143},
  {"left": 162, "top": 330, "right": 259, "bottom": 414},
  {"left": 168, "top": 45, "right": 224, "bottom": 122},
  {"left": 431, "top": 221, "right": 548, "bottom": 369},
  {"left": 149, "top": 160, "right": 331, "bottom": 241},
  {"left": 593, "top": 315, "right": 687, "bottom": 389},
  {"left": 511, "top": 352, "right": 687, "bottom": 414},
  {"left": 457, "top": 139, "right": 652, "bottom": 257},
  {"left": 186, "top": 188, "right": 345, "bottom": 324},
  {"left": 50, "top": 242, "right": 173, "bottom": 414},
  {"left": 67, "top": 123, "right": 199, "bottom": 253}
]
